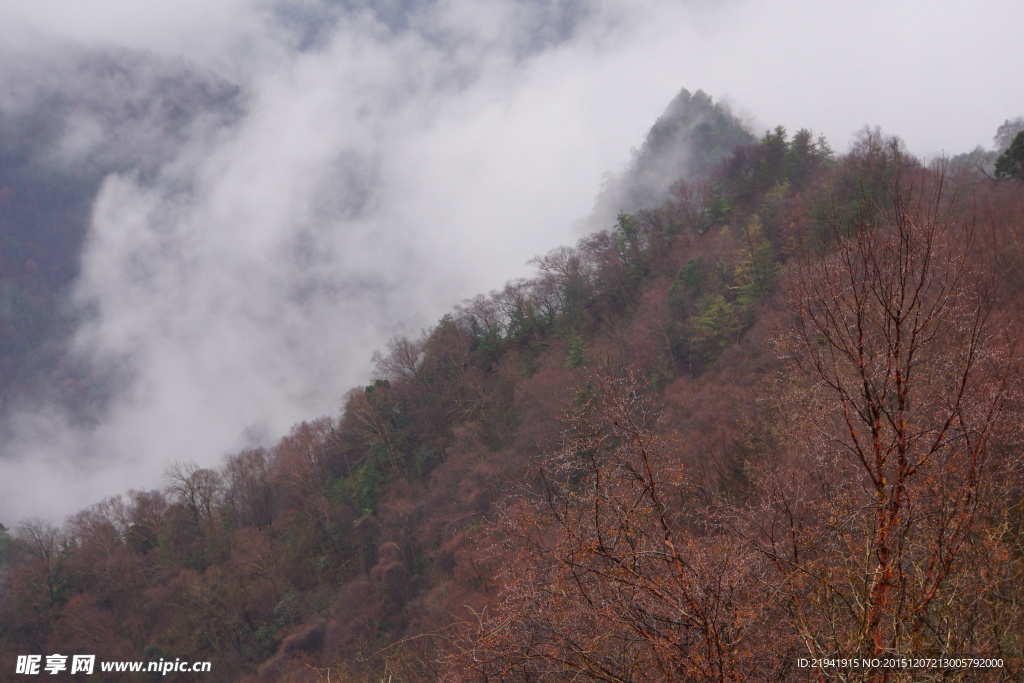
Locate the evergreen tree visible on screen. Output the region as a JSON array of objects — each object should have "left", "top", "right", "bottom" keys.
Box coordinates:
[
  {"left": 994, "top": 130, "right": 1024, "bottom": 179},
  {"left": 566, "top": 333, "right": 587, "bottom": 369}
]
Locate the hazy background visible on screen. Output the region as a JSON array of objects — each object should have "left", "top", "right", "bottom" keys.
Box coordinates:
[{"left": 0, "top": 0, "right": 1021, "bottom": 522}]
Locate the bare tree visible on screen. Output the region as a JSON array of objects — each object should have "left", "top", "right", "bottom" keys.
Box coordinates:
[
  {"left": 222, "top": 448, "right": 274, "bottom": 528},
  {"left": 760, "top": 167, "right": 1022, "bottom": 667},
  {"left": 165, "top": 461, "right": 223, "bottom": 534},
  {"left": 373, "top": 335, "right": 426, "bottom": 384},
  {"left": 15, "top": 518, "right": 64, "bottom": 605},
  {"left": 441, "top": 369, "right": 779, "bottom": 681}
]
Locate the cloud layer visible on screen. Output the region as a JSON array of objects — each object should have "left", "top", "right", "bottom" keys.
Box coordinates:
[{"left": 0, "top": 0, "right": 1021, "bottom": 522}]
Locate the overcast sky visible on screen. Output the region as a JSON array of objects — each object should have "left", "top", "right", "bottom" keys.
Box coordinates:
[{"left": 0, "top": 0, "right": 1021, "bottom": 522}]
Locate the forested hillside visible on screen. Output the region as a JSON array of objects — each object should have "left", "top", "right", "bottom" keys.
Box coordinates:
[{"left": 2, "top": 91, "right": 1024, "bottom": 681}]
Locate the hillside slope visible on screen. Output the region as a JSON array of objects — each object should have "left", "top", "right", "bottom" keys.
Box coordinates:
[{"left": 1, "top": 95, "right": 1023, "bottom": 682}]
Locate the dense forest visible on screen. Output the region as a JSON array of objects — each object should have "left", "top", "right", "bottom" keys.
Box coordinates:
[{"left": 2, "top": 89, "right": 1024, "bottom": 681}]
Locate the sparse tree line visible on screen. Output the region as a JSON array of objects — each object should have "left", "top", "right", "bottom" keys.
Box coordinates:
[{"left": 2, "top": 122, "right": 1024, "bottom": 681}]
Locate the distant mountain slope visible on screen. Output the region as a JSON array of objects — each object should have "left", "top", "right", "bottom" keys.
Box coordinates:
[{"left": 590, "top": 88, "right": 754, "bottom": 225}]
